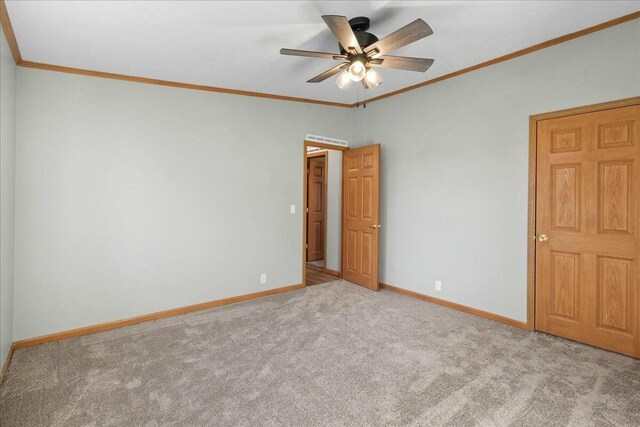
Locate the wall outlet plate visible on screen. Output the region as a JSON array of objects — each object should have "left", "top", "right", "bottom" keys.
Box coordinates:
[
  {"left": 435, "top": 280, "right": 442, "bottom": 291},
  {"left": 290, "top": 204, "right": 296, "bottom": 214},
  {"left": 260, "top": 273, "right": 267, "bottom": 284}
]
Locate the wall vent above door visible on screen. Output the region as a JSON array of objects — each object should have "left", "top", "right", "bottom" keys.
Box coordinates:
[{"left": 306, "top": 134, "right": 348, "bottom": 147}]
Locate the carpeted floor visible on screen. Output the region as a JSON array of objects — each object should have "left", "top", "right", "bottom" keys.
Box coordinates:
[{"left": 1, "top": 280, "right": 639, "bottom": 426}]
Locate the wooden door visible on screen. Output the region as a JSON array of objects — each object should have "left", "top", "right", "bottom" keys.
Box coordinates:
[
  {"left": 307, "top": 156, "right": 326, "bottom": 262},
  {"left": 535, "top": 105, "right": 640, "bottom": 357},
  {"left": 342, "top": 144, "right": 380, "bottom": 290}
]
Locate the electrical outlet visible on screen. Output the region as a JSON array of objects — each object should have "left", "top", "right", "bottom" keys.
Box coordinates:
[
  {"left": 290, "top": 204, "right": 296, "bottom": 214},
  {"left": 435, "top": 280, "right": 442, "bottom": 291},
  {"left": 260, "top": 273, "right": 267, "bottom": 284}
]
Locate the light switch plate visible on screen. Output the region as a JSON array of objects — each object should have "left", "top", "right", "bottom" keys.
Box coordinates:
[{"left": 290, "top": 204, "right": 296, "bottom": 214}]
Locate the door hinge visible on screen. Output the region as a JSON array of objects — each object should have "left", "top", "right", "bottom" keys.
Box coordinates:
[
  {"left": 305, "top": 243, "right": 308, "bottom": 249},
  {"left": 306, "top": 207, "right": 309, "bottom": 213}
]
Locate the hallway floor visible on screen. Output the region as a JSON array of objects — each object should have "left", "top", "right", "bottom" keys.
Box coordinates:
[{"left": 305, "top": 262, "right": 339, "bottom": 285}]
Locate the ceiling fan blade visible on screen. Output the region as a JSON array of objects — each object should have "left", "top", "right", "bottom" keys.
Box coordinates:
[
  {"left": 365, "top": 19, "right": 433, "bottom": 57},
  {"left": 280, "top": 48, "right": 347, "bottom": 61},
  {"left": 371, "top": 55, "right": 434, "bottom": 72},
  {"left": 322, "top": 15, "right": 363, "bottom": 54},
  {"left": 307, "top": 63, "right": 349, "bottom": 83}
]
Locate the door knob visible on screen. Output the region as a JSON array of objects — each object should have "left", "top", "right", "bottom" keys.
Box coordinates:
[
  {"left": 370, "top": 224, "right": 381, "bottom": 229},
  {"left": 537, "top": 234, "right": 548, "bottom": 242}
]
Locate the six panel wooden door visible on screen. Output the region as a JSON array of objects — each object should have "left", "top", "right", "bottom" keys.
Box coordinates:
[
  {"left": 307, "top": 156, "right": 326, "bottom": 262},
  {"left": 535, "top": 105, "right": 640, "bottom": 357},
  {"left": 342, "top": 144, "right": 380, "bottom": 290}
]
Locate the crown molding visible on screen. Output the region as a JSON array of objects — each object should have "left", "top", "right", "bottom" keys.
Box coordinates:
[
  {"left": 1, "top": 0, "right": 350, "bottom": 108},
  {"left": 18, "top": 60, "right": 353, "bottom": 108},
  {"left": 354, "top": 11, "right": 640, "bottom": 107},
  {"left": 0, "top": 0, "right": 21, "bottom": 62},
  {"left": 2, "top": 1, "right": 638, "bottom": 109}
]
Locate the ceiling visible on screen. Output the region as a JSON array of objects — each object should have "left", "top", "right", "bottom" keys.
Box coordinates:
[{"left": 5, "top": 1, "right": 639, "bottom": 104}]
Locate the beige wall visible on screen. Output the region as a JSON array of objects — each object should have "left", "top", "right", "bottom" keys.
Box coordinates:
[
  {"left": 325, "top": 149, "right": 342, "bottom": 272},
  {"left": 1, "top": 30, "right": 17, "bottom": 367},
  {"left": 352, "top": 20, "right": 640, "bottom": 322},
  {"left": 6, "top": 18, "right": 640, "bottom": 344},
  {"left": 13, "top": 68, "right": 353, "bottom": 340}
]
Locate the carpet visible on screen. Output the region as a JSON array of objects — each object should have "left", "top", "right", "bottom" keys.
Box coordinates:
[{"left": 1, "top": 280, "right": 639, "bottom": 426}]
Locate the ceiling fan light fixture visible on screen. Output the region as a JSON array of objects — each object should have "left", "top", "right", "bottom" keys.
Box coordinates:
[
  {"left": 364, "top": 68, "right": 382, "bottom": 88},
  {"left": 281, "top": 15, "right": 434, "bottom": 91},
  {"left": 335, "top": 70, "right": 353, "bottom": 91},
  {"left": 348, "top": 60, "right": 366, "bottom": 81}
]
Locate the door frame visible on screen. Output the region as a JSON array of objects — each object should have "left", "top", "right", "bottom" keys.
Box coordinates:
[
  {"left": 302, "top": 140, "right": 348, "bottom": 287},
  {"left": 306, "top": 151, "right": 328, "bottom": 263},
  {"left": 527, "top": 96, "right": 640, "bottom": 331}
]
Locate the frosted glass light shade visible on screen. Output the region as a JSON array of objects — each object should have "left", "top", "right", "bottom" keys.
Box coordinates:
[
  {"left": 364, "top": 68, "right": 382, "bottom": 88},
  {"left": 335, "top": 70, "right": 353, "bottom": 90}
]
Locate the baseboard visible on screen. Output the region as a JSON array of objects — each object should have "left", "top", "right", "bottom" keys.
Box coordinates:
[
  {"left": 324, "top": 267, "right": 341, "bottom": 278},
  {"left": 12, "top": 283, "right": 304, "bottom": 350},
  {"left": 379, "top": 282, "right": 529, "bottom": 330},
  {"left": 0, "top": 343, "right": 16, "bottom": 385}
]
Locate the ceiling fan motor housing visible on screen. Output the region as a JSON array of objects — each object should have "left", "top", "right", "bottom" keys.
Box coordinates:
[{"left": 339, "top": 17, "right": 379, "bottom": 55}]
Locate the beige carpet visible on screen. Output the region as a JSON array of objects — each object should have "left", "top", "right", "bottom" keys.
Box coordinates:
[{"left": 1, "top": 280, "right": 639, "bottom": 426}]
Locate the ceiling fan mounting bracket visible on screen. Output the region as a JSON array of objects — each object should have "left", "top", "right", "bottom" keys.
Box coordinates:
[{"left": 348, "top": 16, "right": 370, "bottom": 32}]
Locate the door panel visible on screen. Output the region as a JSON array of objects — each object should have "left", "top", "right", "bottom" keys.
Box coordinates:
[
  {"left": 597, "top": 256, "right": 632, "bottom": 333},
  {"left": 342, "top": 144, "right": 380, "bottom": 290},
  {"left": 599, "top": 161, "right": 631, "bottom": 233},
  {"left": 551, "top": 164, "right": 581, "bottom": 230},
  {"left": 307, "top": 156, "right": 326, "bottom": 262},
  {"left": 535, "top": 104, "right": 640, "bottom": 357},
  {"left": 550, "top": 251, "right": 579, "bottom": 320}
]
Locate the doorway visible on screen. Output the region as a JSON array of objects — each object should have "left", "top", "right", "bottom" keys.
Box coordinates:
[
  {"left": 302, "top": 140, "right": 382, "bottom": 289},
  {"left": 306, "top": 152, "right": 326, "bottom": 264},
  {"left": 303, "top": 142, "right": 346, "bottom": 286},
  {"left": 530, "top": 97, "right": 640, "bottom": 358}
]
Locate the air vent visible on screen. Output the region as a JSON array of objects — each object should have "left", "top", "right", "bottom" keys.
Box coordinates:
[{"left": 306, "top": 134, "right": 348, "bottom": 147}]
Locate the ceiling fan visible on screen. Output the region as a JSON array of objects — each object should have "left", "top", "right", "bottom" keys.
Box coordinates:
[{"left": 280, "top": 15, "right": 434, "bottom": 91}]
